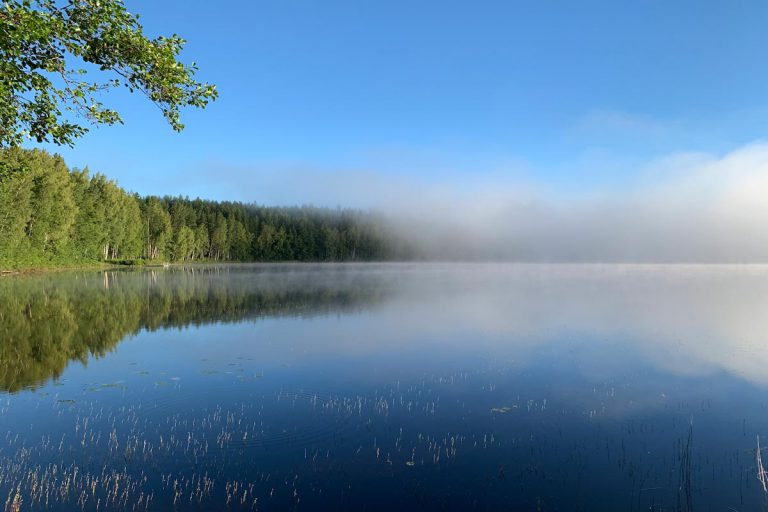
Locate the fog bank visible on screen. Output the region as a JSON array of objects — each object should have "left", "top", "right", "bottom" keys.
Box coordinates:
[
  {"left": 192, "top": 141, "right": 768, "bottom": 262},
  {"left": 385, "top": 142, "right": 768, "bottom": 262}
]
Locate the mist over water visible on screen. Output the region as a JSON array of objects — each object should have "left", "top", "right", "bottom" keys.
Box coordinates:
[
  {"left": 391, "top": 143, "right": 768, "bottom": 261},
  {"left": 212, "top": 142, "right": 768, "bottom": 262}
]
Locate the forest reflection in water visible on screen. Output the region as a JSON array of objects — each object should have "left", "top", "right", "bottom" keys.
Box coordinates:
[
  {"left": 0, "top": 264, "right": 392, "bottom": 393},
  {"left": 3, "top": 263, "right": 768, "bottom": 511}
]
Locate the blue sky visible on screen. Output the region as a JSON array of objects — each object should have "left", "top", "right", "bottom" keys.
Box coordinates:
[{"left": 40, "top": 0, "right": 768, "bottom": 205}]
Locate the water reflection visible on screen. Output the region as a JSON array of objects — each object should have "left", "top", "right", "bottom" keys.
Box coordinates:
[
  {"left": 2, "top": 263, "right": 768, "bottom": 510},
  {"left": 5, "top": 263, "right": 768, "bottom": 393},
  {"left": 0, "top": 264, "right": 392, "bottom": 392}
]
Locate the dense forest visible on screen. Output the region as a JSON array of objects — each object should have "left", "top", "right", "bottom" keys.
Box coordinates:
[{"left": 0, "top": 148, "right": 413, "bottom": 268}]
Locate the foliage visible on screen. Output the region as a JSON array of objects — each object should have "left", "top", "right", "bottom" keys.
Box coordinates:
[
  {"left": 0, "top": 0, "right": 217, "bottom": 147},
  {"left": 0, "top": 148, "right": 414, "bottom": 268}
]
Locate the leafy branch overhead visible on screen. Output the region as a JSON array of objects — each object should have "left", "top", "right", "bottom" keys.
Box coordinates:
[{"left": 0, "top": 0, "right": 218, "bottom": 147}]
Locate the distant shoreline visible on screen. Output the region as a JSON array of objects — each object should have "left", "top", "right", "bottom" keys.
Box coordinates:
[{"left": 7, "top": 260, "right": 768, "bottom": 277}]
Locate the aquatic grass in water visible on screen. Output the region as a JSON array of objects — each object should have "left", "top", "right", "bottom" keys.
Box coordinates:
[{"left": 1, "top": 263, "right": 768, "bottom": 510}]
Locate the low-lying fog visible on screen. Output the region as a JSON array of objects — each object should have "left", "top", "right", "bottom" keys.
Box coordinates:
[{"left": 193, "top": 142, "right": 768, "bottom": 262}]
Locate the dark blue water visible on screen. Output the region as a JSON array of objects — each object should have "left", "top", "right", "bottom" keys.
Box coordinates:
[{"left": 2, "top": 263, "right": 768, "bottom": 511}]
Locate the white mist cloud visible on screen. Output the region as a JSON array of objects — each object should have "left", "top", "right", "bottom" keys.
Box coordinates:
[
  {"left": 398, "top": 141, "right": 768, "bottom": 262},
  {"left": 185, "top": 141, "right": 768, "bottom": 262}
]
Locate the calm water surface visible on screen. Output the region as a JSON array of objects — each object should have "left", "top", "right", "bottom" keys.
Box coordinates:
[{"left": 2, "top": 263, "right": 768, "bottom": 511}]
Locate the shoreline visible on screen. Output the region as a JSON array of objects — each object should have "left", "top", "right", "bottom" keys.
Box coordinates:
[
  {"left": 6, "top": 260, "right": 768, "bottom": 276},
  {"left": 0, "top": 261, "right": 163, "bottom": 276}
]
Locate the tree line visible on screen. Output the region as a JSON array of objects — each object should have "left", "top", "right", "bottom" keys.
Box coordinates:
[{"left": 0, "top": 148, "right": 413, "bottom": 268}]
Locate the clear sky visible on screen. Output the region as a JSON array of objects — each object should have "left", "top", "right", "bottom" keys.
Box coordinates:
[{"left": 39, "top": 0, "right": 768, "bottom": 206}]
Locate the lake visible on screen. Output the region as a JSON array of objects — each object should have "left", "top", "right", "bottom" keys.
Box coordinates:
[{"left": 2, "top": 263, "right": 768, "bottom": 511}]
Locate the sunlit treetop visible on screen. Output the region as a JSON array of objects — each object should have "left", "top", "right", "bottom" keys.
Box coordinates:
[{"left": 0, "top": 0, "right": 218, "bottom": 147}]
